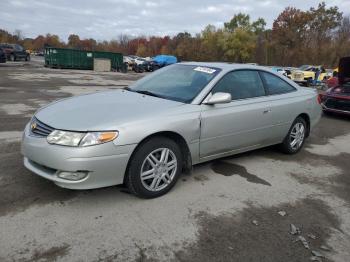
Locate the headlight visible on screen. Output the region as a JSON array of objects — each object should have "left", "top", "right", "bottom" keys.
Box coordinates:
[
  {"left": 79, "top": 131, "right": 118, "bottom": 147},
  {"left": 47, "top": 130, "right": 118, "bottom": 147}
]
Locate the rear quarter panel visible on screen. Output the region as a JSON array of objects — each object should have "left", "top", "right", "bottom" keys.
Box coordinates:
[{"left": 293, "top": 87, "right": 321, "bottom": 130}]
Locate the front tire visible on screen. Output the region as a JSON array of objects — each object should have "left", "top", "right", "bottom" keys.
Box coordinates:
[
  {"left": 126, "top": 137, "right": 183, "bottom": 198},
  {"left": 280, "top": 117, "right": 307, "bottom": 154}
]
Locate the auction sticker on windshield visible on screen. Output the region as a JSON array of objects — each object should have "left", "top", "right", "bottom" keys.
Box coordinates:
[{"left": 194, "top": 66, "right": 216, "bottom": 74}]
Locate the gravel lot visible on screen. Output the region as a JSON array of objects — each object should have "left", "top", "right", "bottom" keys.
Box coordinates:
[{"left": 0, "top": 59, "right": 349, "bottom": 262}]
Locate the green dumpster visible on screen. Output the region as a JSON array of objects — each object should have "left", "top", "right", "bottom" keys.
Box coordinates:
[{"left": 44, "top": 47, "right": 125, "bottom": 72}]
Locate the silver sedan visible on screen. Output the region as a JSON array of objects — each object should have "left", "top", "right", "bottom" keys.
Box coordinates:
[{"left": 22, "top": 63, "right": 322, "bottom": 198}]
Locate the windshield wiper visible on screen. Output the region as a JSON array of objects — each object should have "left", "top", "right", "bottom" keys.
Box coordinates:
[
  {"left": 123, "top": 87, "right": 164, "bottom": 99},
  {"left": 133, "top": 90, "right": 164, "bottom": 98}
]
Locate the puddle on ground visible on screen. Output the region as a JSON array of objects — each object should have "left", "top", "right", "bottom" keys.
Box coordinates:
[
  {"left": 26, "top": 243, "right": 71, "bottom": 262},
  {"left": 193, "top": 175, "right": 209, "bottom": 182},
  {"left": 176, "top": 198, "right": 339, "bottom": 262},
  {"left": 211, "top": 161, "right": 271, "bottom": 186}
]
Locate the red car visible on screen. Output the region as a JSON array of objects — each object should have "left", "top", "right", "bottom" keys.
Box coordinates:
[{"left": 319, "top": 57, "right": 350, "bottom": 116}]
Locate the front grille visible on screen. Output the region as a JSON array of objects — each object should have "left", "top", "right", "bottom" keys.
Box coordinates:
[
  {"left": 293, "top": 72, "right": 304, "bottom": 81},
  {"left": 29, "top": 117, "right": 54, "bottom": 137},
  {"left": 324, "top": 98, "right": 350, "bottom": 112}
]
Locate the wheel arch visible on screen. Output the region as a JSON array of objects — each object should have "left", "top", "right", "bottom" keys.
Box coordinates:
[
  {"left": 123, "top": 131, "right": 192, "bottom": 184},
  {"left": 297, "top": 113, "right": 310, "bottom": 137}
]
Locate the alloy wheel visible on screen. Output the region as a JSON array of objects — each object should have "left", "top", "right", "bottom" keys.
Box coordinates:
[
  {"left": 140, "top": 148, "right": 177, "bottom": 192},
  {"left": 289, "top": 122, "right": 305, "bottom": 150}
]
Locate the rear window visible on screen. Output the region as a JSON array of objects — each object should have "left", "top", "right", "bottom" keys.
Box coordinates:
[{"left": 260, "top": 72, "right": 296, "bottom": 95}]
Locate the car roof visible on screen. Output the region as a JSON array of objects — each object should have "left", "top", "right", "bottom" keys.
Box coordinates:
[{"left": 178, "top": 62, "right": 268, "bottom": 72}]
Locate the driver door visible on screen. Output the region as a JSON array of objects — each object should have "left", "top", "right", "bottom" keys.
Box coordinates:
[{"left": 199, "top": 70, "right": 273, "bottom": 159}]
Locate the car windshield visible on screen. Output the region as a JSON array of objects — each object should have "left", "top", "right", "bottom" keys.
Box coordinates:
[{"left": 128, "top": 64, "right": 221, "bottom": 103}]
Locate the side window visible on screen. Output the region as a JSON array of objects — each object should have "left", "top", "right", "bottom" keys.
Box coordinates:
[
  {"left": 212, "top": 70, "right": 265, "bottom": 100},
  {"left": 260, "top": 72, "right": 296, "bottom": 95}
]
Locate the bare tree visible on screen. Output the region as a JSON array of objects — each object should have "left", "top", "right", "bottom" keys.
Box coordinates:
[{"left": 14, "top": 29, "right": 23, "bottom": 41}]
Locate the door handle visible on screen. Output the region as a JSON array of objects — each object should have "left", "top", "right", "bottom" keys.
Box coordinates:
[{"left": 263, "top": 109, "right": 271, "bottom": 114}]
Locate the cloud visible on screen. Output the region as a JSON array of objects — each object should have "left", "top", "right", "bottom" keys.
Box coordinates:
[
  {"left": 0, "top": 0, "right": 348, "bottom": 41},
  {"left": 145, "top": 1, "right": 158, "bottom": 7},
  {"left": 199, "top": 6, "right": 222, "bottom": 14},
  {"left": 10, "top": 0, "right": 28, "bottom": 7}
]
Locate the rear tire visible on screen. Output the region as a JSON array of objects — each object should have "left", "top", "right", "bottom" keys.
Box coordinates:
[
  {"left": 280, "top": 117, "right": 307, "bottom": 154},
  {"left": 126, "top": 137, "right": 183, "bottom": 198}
]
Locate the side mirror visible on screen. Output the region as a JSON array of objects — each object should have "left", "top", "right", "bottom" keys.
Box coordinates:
[{"left": 203, "top": 92, "right": 232, "bottom": 105}]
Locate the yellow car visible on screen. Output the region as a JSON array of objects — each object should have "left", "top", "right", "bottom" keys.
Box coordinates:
[{"left": 291, "top": 65, "right": 327, "bottom": 86}]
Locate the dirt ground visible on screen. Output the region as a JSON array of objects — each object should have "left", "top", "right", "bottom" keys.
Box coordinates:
[{"left": 0, "top": 58, "right": 349, "bottom": 262}]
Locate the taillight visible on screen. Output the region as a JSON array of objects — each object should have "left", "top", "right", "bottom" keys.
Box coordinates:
[
  {"left": 334, "top": 87, "right": 342, "bottom": 93},
  {"left": 317, "top": 94, "right": 323, "bottom": 104}
]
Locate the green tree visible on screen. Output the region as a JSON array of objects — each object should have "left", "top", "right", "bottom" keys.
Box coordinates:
[
  {"left": 224, "top": 13, "right": 251, "bottom": 32},
  {"left": 200, "top": 25, "right": 224, "bottom": 61},
  {"left": 220, "top": 14, "right": 266, "bottom": 63},
  {"left": 219, "top": 28, "right": 256, "bottom": 63}
]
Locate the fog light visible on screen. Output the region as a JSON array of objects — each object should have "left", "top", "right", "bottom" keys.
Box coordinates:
[{"left": 57, "top": 171, "right": 88, "bottom": 181}]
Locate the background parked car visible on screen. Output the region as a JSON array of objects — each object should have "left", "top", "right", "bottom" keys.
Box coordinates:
[
  {"left": 283, "top": 67, "right": 297, "bottom": 79},
  {"left": 0, "top": 48, "right": 6, "bottom": 63},
  {"left": 132, "top": 57, "right": 149, "bottom": 73},
  {"left": 153, "top": 55, "right": 177, "bottom": 66},
  {"left": 270, "top": 66, "right": 287, "bottom": 77},
  {"left": 134, "top": 57, "right": 147, "bottom": 66},
  {"left": 35, "top": 50, "right": 45, "bottom": 56},
  {"left": 123, "top": 55, "right": 135, "bottom": 71},
  {"left": 291, "top": 65, "right": 327, "bottom": 86},
  {"left": 144, "top": 55, "right": 178, "bottom": 72},
  {"left": 323, "top": 69, "right": 334, "bottom": 81},
  {"left": 320, "top": 57, "right": 350, "bottom": 116},
  {"left": 0, "top": 43, "right": 30, "bottom": 61}
]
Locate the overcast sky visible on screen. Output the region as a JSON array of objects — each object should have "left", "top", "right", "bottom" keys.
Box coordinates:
[{"left": 1, "top": 0, "right": 349, "bottom": 41}]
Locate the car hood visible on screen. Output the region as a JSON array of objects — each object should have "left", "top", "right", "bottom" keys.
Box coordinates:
[
  {"left": 35, "top": 89, "right": 185, "bottom": 131},
  {"left": 338, "top": 57, "right": 350, "bottom": 85}
]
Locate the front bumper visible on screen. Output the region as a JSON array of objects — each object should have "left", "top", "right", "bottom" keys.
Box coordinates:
[
  {"left": 21, "top": 124, "right": 137, "bottom": 189},
  {"left": 322, "top": 104, "right": 350, "bottom": 115},
  {"left": 321, "top": 96, "right": 350, "bottom": 116},
  {"left": 292, "top": 79, "right": 307, "bottom": 83}
]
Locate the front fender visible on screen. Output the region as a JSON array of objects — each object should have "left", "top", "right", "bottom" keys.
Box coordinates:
[{"left": 113, "top": 107, "right": 201, "bottom": 162}]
